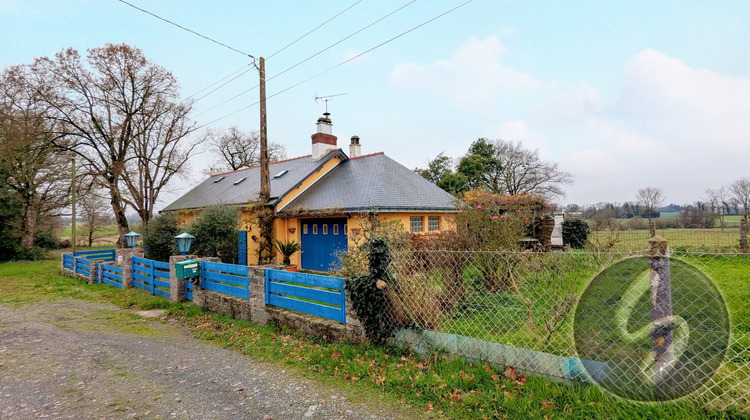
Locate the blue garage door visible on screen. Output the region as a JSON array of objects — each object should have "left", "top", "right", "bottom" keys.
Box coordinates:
[{"left": 300, "top": 218, "right": 348, "bottom": 271}]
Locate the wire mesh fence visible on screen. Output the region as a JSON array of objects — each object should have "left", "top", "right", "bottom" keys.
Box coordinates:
[{"left": 381, "top": 245, "right": 749, "bottom": 414}]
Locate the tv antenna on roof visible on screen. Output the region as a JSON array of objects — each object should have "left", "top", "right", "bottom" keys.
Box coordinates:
[{"left": 314, "top": 92, "right": 347, "bottom": 114}]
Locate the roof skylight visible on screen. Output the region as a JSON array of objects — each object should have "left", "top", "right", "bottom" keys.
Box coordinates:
[
  {"left": 233, "top": 177, "right": 246, "bottom": 185},
  {"left": 273, "top": 170, "right": 288, "bottom": 178},
  {"left": 213, "top": 176, "right": 226, "bottom": 183}
]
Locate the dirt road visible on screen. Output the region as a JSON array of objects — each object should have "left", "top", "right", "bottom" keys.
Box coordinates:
[{"left": 0, "top": 299, "right": 415, "bottom": 419}]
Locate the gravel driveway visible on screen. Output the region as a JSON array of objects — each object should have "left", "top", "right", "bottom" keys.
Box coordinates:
[{"left": 0, "top": 299, "right": 419, "bottom": 419}]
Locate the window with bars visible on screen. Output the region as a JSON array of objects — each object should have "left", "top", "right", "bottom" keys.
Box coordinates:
[
  {"left": 410, "top": 216, "right": 424, "bottom": 232},
  {"left": 428, "top": 216, "right": 440, "bottom": 231}
]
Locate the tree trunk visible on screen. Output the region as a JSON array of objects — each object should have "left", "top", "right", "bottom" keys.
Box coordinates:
[
  {"left": 20, "top": 206, "right": 38, "bottom": 252},
  {"left": 109, "top": 186, "right": 129, "bottom": 249}
]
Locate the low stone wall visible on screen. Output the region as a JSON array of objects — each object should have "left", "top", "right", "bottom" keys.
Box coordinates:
[{"left": 60, "top": 254, "right": 367, "bottom": 346}]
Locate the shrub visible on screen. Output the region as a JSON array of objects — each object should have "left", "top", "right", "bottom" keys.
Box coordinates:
[
  {"left": 187, "top": 204, "right": 240, "bottom": 263},
  {"left": 345, "top": 237, "right": 397, "bottom": 343},
  {"left": 562, "top": 218, "right": 589, "bottom": 249},
  {"left": 142, "top": 212, "right": 180, "bottom": 262}
]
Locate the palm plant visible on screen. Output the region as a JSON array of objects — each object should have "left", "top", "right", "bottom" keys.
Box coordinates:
[{"left": 274, "top": 239, "right": 301, "bottom": 265}]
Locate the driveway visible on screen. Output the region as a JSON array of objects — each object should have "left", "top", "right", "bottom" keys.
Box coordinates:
[{"left": 0, "top": 299, "right": 417, "bottom": 419}]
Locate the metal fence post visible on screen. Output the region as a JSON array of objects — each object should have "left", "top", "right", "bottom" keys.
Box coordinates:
[
  {"left": 648, "top": 235, "right": 673, "bottom": 383},
  {"left": 741, "top": 218, "right": 748, "bottom": 253}
]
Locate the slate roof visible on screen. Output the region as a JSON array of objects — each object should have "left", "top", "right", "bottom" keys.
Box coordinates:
[
  {"left": 163, "top": 149, "right": 457, "bottom": 214},
  {"left": 278, "top": 152, "right": 457, "bottom": 214},
  {"left": 162, "top": 150, "right": 347, "bottom": 212}
]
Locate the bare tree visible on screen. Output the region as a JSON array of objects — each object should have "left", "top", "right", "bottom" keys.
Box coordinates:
[
  {"left": 78, "top": 191, "right": 111, "bottom": 247},
  {"left": 29, "top": 44, "right": 196, "bottom": 246},
  {"left": 0, "top": 65, "right": 69, "bottom": 254},
  {"left": 728, "top": 177, "right": 750, "bottom": 220},
  {"left": 205, "top": 126, "right": 286, "bottom": 175},
  {"left": 704, "top": 186, "right": 730, "bottom": 230},
  {"left": 636, "top": 187, "right": 665, "bottom": 223},
  {"left": 121, "top": 92, "right": 200, "bottom": 225},
  {"left": 493, "top": 139, "right": 572, "bottom": 198}
]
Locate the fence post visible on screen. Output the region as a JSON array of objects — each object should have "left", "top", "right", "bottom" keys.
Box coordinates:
[
  {"left": 741, "top": 218, "right": 748, "bottom": 253},
  {"left": 648, "top": 235, "right": 673, "bottom": 384},
  {"left": 649, "top": 220, "right": 656, "bottom": 238},
  {"left": 169, "top": 255, "right": 187, "bottom": 302},
  {"left": 88, "top": 261, "right": 99, "bottom": 284},
  {"left": 117, "top": 248, "right": 144, "bottom": 289}
]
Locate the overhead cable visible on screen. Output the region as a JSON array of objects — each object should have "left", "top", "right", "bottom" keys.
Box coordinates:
[
  {"left": 197, "top": 0, "right": 474, "bottom": 129},
  {"left": 116, "top": 0, "right": 255, "bottom": 59}
]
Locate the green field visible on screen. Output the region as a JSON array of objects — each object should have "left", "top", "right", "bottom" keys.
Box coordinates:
[{"left": 590, "top": 227, "right": 743, "bottom": 252}]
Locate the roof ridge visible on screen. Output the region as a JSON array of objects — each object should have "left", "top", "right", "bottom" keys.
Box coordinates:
[
  {"left": 350, "top": 151, "right": 384, "bottom": 160},
  {"left": 211, "top": 154, "right": 313, "bottom": 177}
]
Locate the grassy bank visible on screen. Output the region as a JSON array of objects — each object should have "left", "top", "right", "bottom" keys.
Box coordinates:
[{"left": 0, "top": 258, "right": 744, "bottom": 418}]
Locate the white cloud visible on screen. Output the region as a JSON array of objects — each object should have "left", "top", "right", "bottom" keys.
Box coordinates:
[
  {"left": 389, "top": 36, "right": 540, "bottom": 106},
  {"left": 539, "top": 49, "right": 750, "bottom": 204}
]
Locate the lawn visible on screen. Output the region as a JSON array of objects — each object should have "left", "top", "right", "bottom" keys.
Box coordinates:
[
  {"left": 590, "top": 228, "right": 742, "bottom": 252},
  {"left": 1, "top": 258, "right": 744, "bottom": 418}
]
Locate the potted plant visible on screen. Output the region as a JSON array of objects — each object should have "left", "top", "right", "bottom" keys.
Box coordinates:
[{"left": 274, "top": 239, "right": 301, "bottom": 271}]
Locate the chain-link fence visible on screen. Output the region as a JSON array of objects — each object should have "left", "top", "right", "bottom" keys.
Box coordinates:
[{"left": 381, "top": 244, "right": 749, "bottom": 414}]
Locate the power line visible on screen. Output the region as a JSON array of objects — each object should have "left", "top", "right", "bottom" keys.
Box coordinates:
[
  {"left": 266, "top": 0, "right": 363, "bottom": 61},
  {"left": 185, "top": 63, "right": 254, "bottom": 100},
  {"left": 197, "top": 0, "right": 474, "bottom": 129},
  {"left": 116, "top": 0, "right": 255, "bottom": 60},
  {"left": 194, "top": 0, "right": 417, "bottom": 118},
  {"left": 192, "top": 65, "right": 256, "bottom": 102}
]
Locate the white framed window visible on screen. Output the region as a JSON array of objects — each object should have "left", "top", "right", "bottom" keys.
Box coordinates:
[
  {"left": 410, "top": 216, "right": 424, "bottom": 233},
  {"left": 344, "top": 224, "right": 348, "bottom": 234},
  {"left": 303, "top": 224, "right": 308, "bottom": 235},
  {"left": 428, "top": 216, "right": 440, "bottom": 231},
  {"left": 333, "top": 225, "right": 339, "bottom": 235},
  {"left": 323, "top": 224, "right": 328, "bottom": 235},
  {"left": 313, "top": 224, "right": 318, "bottom": 235}
]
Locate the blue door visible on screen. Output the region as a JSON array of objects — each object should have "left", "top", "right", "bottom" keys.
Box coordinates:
[
  {"left": 300, "top": 218, "right": 348, "bottom": 271},
  {"left": 238, "top": 231, "right": 247, "bottom": 265}
]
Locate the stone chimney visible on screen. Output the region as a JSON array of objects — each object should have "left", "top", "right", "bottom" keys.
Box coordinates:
[
  {"left": 349, "top": 135, "right": 361, "bottom": 158},
  {"left": 311, "top": 112, "right": 337, "bottom": 160}
]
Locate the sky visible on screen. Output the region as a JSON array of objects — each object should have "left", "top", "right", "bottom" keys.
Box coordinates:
[{"left": 2, "top": 0, "right": 749, "bottom": 209}]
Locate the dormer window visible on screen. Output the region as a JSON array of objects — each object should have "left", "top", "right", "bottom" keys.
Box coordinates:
[
  {"left": 213, "top": 176, "right": 226, "bottom": 183},
  {"left": 233, "top": 177, "right": 246, "bottom": 185},
  {"left": 273, "top": 170, "right": 288, "bottom": 178}
]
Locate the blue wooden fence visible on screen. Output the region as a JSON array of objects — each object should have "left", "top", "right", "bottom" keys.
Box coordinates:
[
  {"left": 75, "top": 257, "right": 91, "bottom": 277},
  {"left": 63, "top": 254, "right": 75, "bottom": 271},
  {"left": 132, "top": 256, "right": 171, "bottom": 299},
  {"left": 100, "top": 263, "right": 123, "bottom": 288},
  {"left": 201, "top": 261, "right": 249, "bottom": 299},
  {"left": 73, "top": 249, "right": 115, "bottom": 261},
  {"left": 185, "top": 280, "right": 194, "bottom": 301},
  {"left": 265, "top": 269, "right": 346, "bottom": 323}
]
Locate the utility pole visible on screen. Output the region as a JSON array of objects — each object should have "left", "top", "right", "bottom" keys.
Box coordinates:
[
  {"left": 259, "top": 57, "right": 269, "bottom": 205},
  {"left": 258, "top": 56, "right": 273, "bottom": 265},
  {"left": 71, "top": 154, "right": 77, "bottom": 253}
]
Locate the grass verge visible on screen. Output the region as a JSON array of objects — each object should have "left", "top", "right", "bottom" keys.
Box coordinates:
[{"left": 0, "top": 258, "right": 745, "bottom": 419}]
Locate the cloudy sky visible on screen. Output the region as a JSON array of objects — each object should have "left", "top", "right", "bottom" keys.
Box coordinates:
[{"left": 2, "top": 0, "right": 748, "bottom": 208}]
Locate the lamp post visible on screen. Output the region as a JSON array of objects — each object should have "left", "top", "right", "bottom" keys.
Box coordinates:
[
  {"left": 174, "top": 231, "right": 195, "bottom": 256},
  {"left": 125, "top": 231, "right": 141, "bottom": 248}
]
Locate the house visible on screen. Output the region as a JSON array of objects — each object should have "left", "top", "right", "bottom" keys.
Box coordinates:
[{"left": 162, "top": 114, "right": 457, "bottom": 270}]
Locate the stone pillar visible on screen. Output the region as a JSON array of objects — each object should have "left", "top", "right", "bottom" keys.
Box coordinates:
[
  {"left": 648, "top": 235, "right": 673, "bottom": 370},
  {"left": 169, "top": 255, "right": 187, "bottom": 302},
  {"left": 89, "top": 261, "right": 100, "bottom": 284},
  {"left": 117, "top": 248, "right": 145, "bottom": 289},
  {"left": 741, "top": 218, "right": 748, "bottom": 253}
]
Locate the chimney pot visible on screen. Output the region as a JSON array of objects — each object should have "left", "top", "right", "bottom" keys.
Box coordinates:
[
  {"left": 349, "top": 135, "right": 361, "bottom": 158},
  {"left": 312, "top": 113, "right": 337, "bottom": 160}
]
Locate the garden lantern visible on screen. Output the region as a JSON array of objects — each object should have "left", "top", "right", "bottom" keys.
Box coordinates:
[
  {"left": 125, "top": 231, "right": 141, "bottom": 248},
  {"left": 174, "top": 231, "right": 195, "bottom": 255}
]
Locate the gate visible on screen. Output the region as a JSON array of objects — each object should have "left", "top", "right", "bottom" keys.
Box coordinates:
[{"left": 132, "top": 256, "right": 171, "bottom": 298}]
